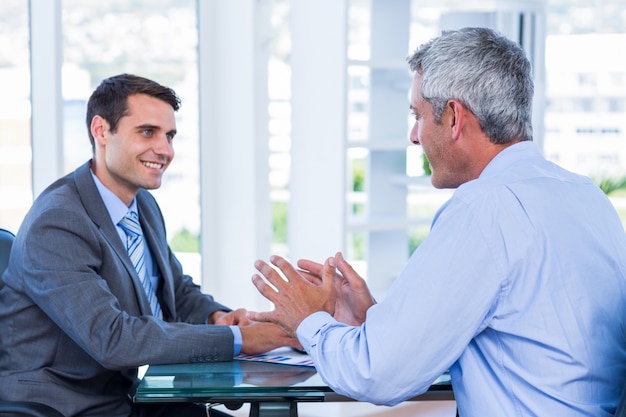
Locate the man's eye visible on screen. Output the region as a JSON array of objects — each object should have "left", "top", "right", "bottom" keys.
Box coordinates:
[
  {"left": 166, "top": 133, "right": 175, "bottom": 141},
  {"left": 142, "top": 129, "right": 153, "bottom": 136}
]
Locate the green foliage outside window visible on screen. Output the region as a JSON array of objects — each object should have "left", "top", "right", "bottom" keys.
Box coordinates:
[
  {"left": 594, "top": 176, "right": 626, "bottom": 196},
  {"left": 594, "top": 176, "right": 626, "bottom": 228},
  {"left": 353, "top": 158, "right": 365, "bottom": 192},
  {"left": 422, "top": 152, "right": 431, "bottom": 176},
  {"left": 169, "top": 228, "right": 199, "bottom": 253},
  {"left": 272, "top": 201, "right": 289, "bottom": 243},
  {"left": 409, "top": 226, "right": 430, "bottom": 254}
]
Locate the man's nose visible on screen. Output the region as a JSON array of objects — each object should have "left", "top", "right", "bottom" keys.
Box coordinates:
[
  {"left": 155, "top": 134, "right": 174, "bottom": 157},
  {"left": 410, "top": 124, "right": 420, "bottom": 145}
]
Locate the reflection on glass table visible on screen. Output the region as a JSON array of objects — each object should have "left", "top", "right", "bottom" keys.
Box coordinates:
[{"left": 134, "top": 359, "right": 453, "bottom": 417}]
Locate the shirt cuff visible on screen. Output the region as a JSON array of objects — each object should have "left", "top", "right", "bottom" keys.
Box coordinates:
[
  {"left": 296, "top": 311, "right": 335, "bottom": 350},
  {"left": 230, "top": 325, "right": 242, "bottom": 355}
]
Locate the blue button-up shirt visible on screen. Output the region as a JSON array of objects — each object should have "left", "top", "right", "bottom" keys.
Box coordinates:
[{"left": 298, "top": 141, "right": 626, "bottom": 416}]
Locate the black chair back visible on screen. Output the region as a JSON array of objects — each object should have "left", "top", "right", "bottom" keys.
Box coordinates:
[{"left": 0, "top": 228, "right": 15, "bottom": 291}]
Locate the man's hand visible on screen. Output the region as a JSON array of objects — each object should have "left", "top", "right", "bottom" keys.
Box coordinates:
[
  {"left": 211, "top": 308, "right": 301, "bottom": 354},
  {"left": 238, "top": 321, "right": 302, "bottom": 354},
  {"left": 247, "top": 255, "right": 338, "bottom": 338},
  {"left": 297, "top": 252, "right": 375, "bottom": 326},
  {"left": 210, "top": 308, "right": 252, "bottom": 326}
]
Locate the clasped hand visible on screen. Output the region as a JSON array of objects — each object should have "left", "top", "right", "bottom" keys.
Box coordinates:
[
  {"left": 248, "top": 252, "right": 376, "bottom": 339},
  {"left": 210, "top": 308, "right": 302, "bottom": 355}
]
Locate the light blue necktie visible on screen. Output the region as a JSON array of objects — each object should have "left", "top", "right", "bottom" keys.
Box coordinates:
[{"left": 118, "top": 211, "right": 162, "bottom": 319}]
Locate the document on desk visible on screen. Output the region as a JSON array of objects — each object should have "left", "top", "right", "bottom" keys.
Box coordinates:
[{"left": 235, "top": 346, "right": 315, "bottom": 367}]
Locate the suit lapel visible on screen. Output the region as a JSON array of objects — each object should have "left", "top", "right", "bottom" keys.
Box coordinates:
[
  {"left": 74, "top": 161, "right": 129, "bottom": 263},
  {"left": 73, "top": 161, "right": 153, "bottom": 316}
]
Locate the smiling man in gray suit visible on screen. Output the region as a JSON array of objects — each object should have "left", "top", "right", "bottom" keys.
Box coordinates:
[{"left": 0, "top": 74, "right": 297, "bottom": 417}]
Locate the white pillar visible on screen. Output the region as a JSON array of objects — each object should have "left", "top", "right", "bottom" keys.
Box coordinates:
[
  {"left": 364, "top": 0, "right": 412, "bottom": 298},
  {"left": 29, "top": 0, "right": 64, "bottom": 197},
  {"left": 288, "top": 0, "right": 348, "bottom": 263},
  {"left": 198, "top": 0, "right": 273, "bottom": 310}
]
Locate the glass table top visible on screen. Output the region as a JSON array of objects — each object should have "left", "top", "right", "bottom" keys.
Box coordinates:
[{"left": 135, "top": 359, "right": 453, "bottom": 404}]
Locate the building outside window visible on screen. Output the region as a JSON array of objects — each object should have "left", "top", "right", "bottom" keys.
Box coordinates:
[{"left": 0, "top": 0, "right": 624, "bottom": 291}]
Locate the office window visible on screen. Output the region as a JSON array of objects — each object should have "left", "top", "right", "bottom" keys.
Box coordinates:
[
  {"left": 339, "top": 0, "right": 626, "bottom": 288},
  {"left": 544, "top": 1, "right": 626, "bottom": 214},
  {"left": 267, "top": 0, "right": 291, "bottom": 255},
  {"left": 0, "top": 0, "right": 31, "bottom": 233},
  {"left": 2, "top": 0, "right": 625, "bottom": 288}
]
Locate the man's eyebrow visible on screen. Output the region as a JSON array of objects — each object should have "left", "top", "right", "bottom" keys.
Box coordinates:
[
  {"left": 134, "top": 124, "right": 176, "bottom": 136},
  {"left": 135, "top": 123, "right": 160, "bottom": 130},
  {"left": 135, "top": 123, "right": 178, "bottom": 136}
]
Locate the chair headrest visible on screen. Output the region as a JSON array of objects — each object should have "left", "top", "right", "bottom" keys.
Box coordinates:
[{"left": 0, "top": 228, "right": 15, "bottom": 288}]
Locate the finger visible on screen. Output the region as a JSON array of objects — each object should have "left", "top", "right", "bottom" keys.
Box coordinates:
[
  {"left": 231, "top": 309, "right": 252, "bottom": 326},
  {"left": 251, "top": 274, "right": 280, "bottom": 304},
  {"left": 335, "top": 252, "right": 363, "bottom": 286},
  {"left": 298, "top": 269, "right": 322, "bottom": 285},
  {"left": 217, "top": 309, "right": 244, "bottom": 324},
  {"left": 247, "top": 310, "right": 275, "bottom": 323},
  {"left": 297, "top": 258, "right": 324, "bottom": 276},
  {"left": 237, "top": 317, "right": 253, "bottom": 326},
  {"left": 269, "top": 255, "right": 303, "bottom": 283},
  {"left": 214, "top": 314, "right": 234, "bottom": 325},
  {"left": 321, "top": 257, "right": 337, "bottom": 291},
  {"left": 254, "top": 259, "right": 288, "bottom": 291}
]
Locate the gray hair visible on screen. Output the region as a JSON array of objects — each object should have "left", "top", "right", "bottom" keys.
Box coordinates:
[{"left": 407, "top": 27, "right": 533, "bottom": 144}]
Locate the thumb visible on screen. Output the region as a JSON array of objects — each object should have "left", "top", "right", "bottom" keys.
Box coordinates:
[
  {"left": 321, "top": 256, "right": 337, "bottom": 289},
  {"left": 335, "top": 252, "right": 361, "bottom": 284},
  {"left": 247, "top": 310, "right": 272, "bottom": 323}
]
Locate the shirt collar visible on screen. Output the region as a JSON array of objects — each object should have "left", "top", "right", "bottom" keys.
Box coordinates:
[
  {"left": 90, "top": 169, "right": 138, "bottom": 226},
  {"left": 479, "top": 141, "right": 542, "bottom": 179}
]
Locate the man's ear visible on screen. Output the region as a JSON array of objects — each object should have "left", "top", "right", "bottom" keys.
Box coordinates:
[
  {"left": 90, "top": 115, "right": 109, "bottom": 146},
  {"left": 447, "top": 99, "right": 467, "bottom": 141}
]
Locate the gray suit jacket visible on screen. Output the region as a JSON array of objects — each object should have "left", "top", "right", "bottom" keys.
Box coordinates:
[{"left": 0, "top": 161, "right": 234, "bottom": 417}]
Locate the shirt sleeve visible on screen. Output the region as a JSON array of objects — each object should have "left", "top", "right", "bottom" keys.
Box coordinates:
[
  {"left": 295, "top": 196, "right": 505, "bottom": 406},
  {"left": 230, "top": 325, "right": 242, "bottom": 355}
]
